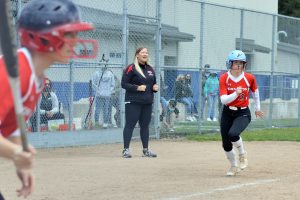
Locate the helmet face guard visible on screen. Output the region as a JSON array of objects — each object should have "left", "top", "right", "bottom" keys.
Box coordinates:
[{"left": 19, "top": 22, "right": 98, "bottom": 59}]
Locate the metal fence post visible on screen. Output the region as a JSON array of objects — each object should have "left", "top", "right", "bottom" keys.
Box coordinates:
[
  {"left": 68, "top": 61, "right": 74, "bottom": 131},
  {"left": 197, "top": 2, "right": 205, "bottom": 134},
  {"left": 240, "top": 9, "right": 244, "bottom": 50},
  {"left": 36, "top": 97, "right": 41, "bottom": 132},
  {"left": 121, "top": 0, "right": 128, "bottom": 129},
  {"left": 154, "top": 0, "right": 162, "bottom": 139},
  {"left": 268, "top": 15, "right": 277, "bottom": 128},
  {"left": 298, "top": 53, "right": 300, "bottom": 126}
]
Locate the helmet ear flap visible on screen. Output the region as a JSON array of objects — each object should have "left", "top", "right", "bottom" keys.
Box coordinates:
[{"left": 226, "top": 60, "right": 232, "bottom": 69}]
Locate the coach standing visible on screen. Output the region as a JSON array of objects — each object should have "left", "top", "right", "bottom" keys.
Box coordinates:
[{"left": 121, "top": 47, "right": 158, "bottom": 158}]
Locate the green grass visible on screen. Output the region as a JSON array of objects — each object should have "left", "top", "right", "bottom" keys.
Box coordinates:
[{"left": 186, "top": 128, "right": 300, "bottom": 142}]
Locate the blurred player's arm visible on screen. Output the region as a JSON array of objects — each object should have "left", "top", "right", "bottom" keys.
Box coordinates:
[
  {"left": 0, "top": 135, "right": 23, "bottom": 159},
  {"left": 0, "top": 135, "right": 36, "bottom": 197}
]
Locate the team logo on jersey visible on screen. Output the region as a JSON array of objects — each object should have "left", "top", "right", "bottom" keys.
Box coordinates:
[
  {"left": 147, "top": 70, "right": 153, "bottom": 76},
  {"left": 238, "top": 93, "right": 245, "bottom": 101}
]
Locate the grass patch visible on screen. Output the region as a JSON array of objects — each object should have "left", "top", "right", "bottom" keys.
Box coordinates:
[{"left": 186, "top": 128, "right": 300, "bottom": 142}]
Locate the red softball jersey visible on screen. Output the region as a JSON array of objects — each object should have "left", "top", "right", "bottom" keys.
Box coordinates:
[
  {"left": 0, "top": 48, "right": 44, "bottom": 137},
  {"left": 219, "top": 71, "right": 258, "bottom": 107}
]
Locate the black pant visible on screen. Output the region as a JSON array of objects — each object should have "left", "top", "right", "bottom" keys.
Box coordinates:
[
  {"left": 0, "top": 192, "right": 5, "bottom": 200},
  {"left": 220, "top": 106, "right": 251, "bottom": 152},
  {"left": 30, "top": 112, "right": 65, "bottom": 132},
  {"left": 123, "top": 102, "right": 152, "bottom": 149}
]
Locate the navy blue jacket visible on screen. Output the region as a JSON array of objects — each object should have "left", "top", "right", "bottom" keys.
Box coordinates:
[{"left": 121, "top": 63, "right": 157, "bottom": 104}]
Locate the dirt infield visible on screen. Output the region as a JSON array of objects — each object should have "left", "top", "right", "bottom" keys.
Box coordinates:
[{"left": 1, "top": 139, "right": 300, "bottom": 200}]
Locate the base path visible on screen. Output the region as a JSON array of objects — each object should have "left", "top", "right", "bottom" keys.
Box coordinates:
[{"left": 0, "top": 140, "right": 299, "bottom": 200}]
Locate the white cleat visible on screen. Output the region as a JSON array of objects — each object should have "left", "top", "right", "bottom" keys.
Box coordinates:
[
  {"left": 239, "top": 152, "right": 248, "bottom": 170},
  {"left": 226, "top": 166, "right": 240, "bottom": 176}
]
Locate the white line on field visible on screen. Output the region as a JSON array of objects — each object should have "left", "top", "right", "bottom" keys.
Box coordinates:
[{"left": 159, "top": 178, "right": 279, "bottom": 200}]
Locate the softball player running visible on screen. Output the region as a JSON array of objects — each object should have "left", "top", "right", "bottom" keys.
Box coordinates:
[
  {"left": 0, "top": 0, "right": 97, "bottom": 197},
  {"left": 219, "top": 50, "right": 264, "bottom": 176}
]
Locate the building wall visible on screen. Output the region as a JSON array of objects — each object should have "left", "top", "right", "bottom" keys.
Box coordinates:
[
  {"left": 164, "top": 0, "right": 278, "bottom": 70},
  {"left": 72, "top": 0, "right": 279, "bottom": 71},
  {"left": 277, "top": 50, "right": 300, "bottom": 74},
  {"left": 48, "top": 0, "right": 284, "bottom": 79}
]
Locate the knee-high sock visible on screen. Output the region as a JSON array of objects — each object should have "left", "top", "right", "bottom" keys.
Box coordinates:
[
  {"left": 225, "top": 150, "right": 237, "bottom": 167},
  {"left": 232, "top": 137, "right": 245, "bottom": 155}
]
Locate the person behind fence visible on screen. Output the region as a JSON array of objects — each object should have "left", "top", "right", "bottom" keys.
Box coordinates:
[
  {"left": 111, "top": 75, "right": 121, "bottom": 128},
  {"left": 160, "top": 98, "right": 179, "bottom": 132},
  {"left": 204, "top": 71, "right": 219, "bottom": 121},
  {"left": 219, "top": 50, "right": 264, "bottom": 176},
  {"left": 92, "top": 67, "right": 115, "bottom": 128},
  {"left": 160, "top": 74, "right": 169, "bottom": 100},
  {"left": 201, "top": 64, "right": 211, "bottom": 119},
  {"left": 185, "top": 73, "right": 198, "bottom": 116},
  {"left": 30, "top": 78, "right": 65, "bottom": 132},
  {"left": 121, "top": 47, "right": 158, "bottom": 158},
  {"left": 0, "top": 0, "right": 98, "bottom": 197},
  {"left": 175, "top": 74, "right": 197, "bottom": 121}
]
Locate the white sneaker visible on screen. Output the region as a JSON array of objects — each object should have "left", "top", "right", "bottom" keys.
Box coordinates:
[
  {"left": 207, "top": 118, "right": 212, "bottom": 121},
  {"left": 122, "top": 148, "right": 132, "bottom": 158},
  {"left": 103, "top": 123, "right": 108, "bottom": 128},
  {"left": 226, "top": 166, "right": 240, "bottom": 176},
  {"left": 186, "top": 116, "right": 192, "bottom": 121},
  {"left": 191, "top": 116, "right": 197, "bottom": 121},
  {"left": 213, "top": 118, "right": 217, "bottom": 121},
  {"left": 239, "top": 152, "right": 248, "bottom": 170}
]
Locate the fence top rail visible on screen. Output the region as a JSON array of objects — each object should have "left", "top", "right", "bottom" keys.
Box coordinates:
[
  {"left": 184, "top": 0, "right": 279, "bottom": 17},
  {"left": 51, "top": 63, "right": 124, "bottom": 68},
  {"left": 278, "top": 14, "right": 300, "bottom": 21}
]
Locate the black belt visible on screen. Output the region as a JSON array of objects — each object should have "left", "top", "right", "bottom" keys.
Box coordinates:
[{"left": 225, "top": 105, "right": 248, "bottom": 111}]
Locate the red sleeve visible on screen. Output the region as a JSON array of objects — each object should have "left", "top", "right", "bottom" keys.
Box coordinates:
[
  {"left": 0, "top": 57, "right": 14, "bottom": 130},
  {"left": 250, "top": 75, "right": 258, "bottom": 92},
  {"left": 0, "top": 50, "right": 40, "bottom": 137},
  {"left": 219, "top": 73, "right": 228, "bottom": 96}
]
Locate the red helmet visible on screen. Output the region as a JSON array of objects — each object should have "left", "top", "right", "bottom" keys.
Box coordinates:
[{"left": 18, "top": 0, "right": 98, "bottom": 58}]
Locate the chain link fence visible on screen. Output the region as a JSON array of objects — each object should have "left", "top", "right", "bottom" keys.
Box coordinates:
[{"left": 7, "top": 0, "right": 300, "bottom": 146}]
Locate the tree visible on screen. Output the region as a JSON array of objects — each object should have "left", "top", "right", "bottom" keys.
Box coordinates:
[{"left": 279, "top": 0, "right": 300, "bottom": 17}]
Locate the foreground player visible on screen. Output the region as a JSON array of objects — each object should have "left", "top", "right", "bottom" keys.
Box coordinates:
[
  {"left": 219, "top": 50, "right": 264, "bottom": 176},
  {"left": 0, "top": 0, "right": 97, "bottom": 197}
]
